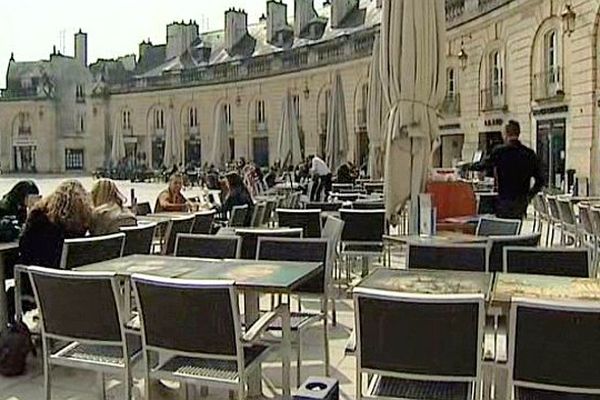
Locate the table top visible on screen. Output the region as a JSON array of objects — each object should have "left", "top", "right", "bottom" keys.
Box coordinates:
[
  {"left": 356, "top": 268, "right": 492, "bottom": 298},
  {"left": 569, "top": 196, "right": 600, "bottom": 203},
  {"left": 0, "top": 241, "right": 19, "bottom": 253},
  {"left": 78, "top": 254, "right": 322, "bottom": 293},
  {"left": 384, "top": 231, "right": 488, "bottom": 244},
  {"left": 219, "top": 227, "right": 304, "bottom": 236},
  {"left": 492, "top": 273, "right": 600, "bottom": 304}
]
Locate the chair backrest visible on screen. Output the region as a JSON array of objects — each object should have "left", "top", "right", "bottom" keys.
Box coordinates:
[
  {"left": 332, "top": 183, "right": 354, "bottom": 192},
  {"left": 509, "top": 298, "right": 600, "bottom": 395},
  {"left": 578, "top": 203, "right": 595, "bottom": 236},
  {"left": 322, "top": 216, "right": 345, "bottom": 265},
  {"left": 557, "top": 197, "right": 577, "bottom": 226},
  {"left": 230, "top": 204, "right": 249, "bottom": 228},
  {"left": 60, "top": 232, "right": 126, "bottom": 269},
  {"left": 251, "top": 202, "right": 267, "bottom": 227},
  {"left": 407, "top": 243, "right": 489, "bottom": 272},
  {"left": 120, "top": 223, "right": 157, "bottom": 256},
  {"left": 174, "top": 234, "right": 241, "bottom": 259},
  {"left": 28, "top": 267, "right": 123, "bottom": 343},
  {"left": 191, "top": 210, "right": 216, "bottom": 234},
  {"left": 257, "top": 237, "right": 328, "bottom": 294},
  {"left": 262, "top": 199, "right": 277, "bottom": 226},
  {"left": 488, "top": 233, "right": 541, "bottom": 272},
  {"left": 305, "top": 202, "right": 343, "bottom": 212},
  {"left": 476, "top": 217, "right": 521, "bottom": 236},
  {"left": 533, "top": 193, "right": 548, "bottom": 216},
  {"left": 363, "top": 183, "right": 384, "bottom": 195},
  {"left": 162, "top": 215, "right": 195, "bottom": 255},
  {"left": 476, "top": 193, "right": 497, "bottom": 215},
  {"left": 332, "top": 192, "right": 362, "bottom": 202},
  {"left": 340, "top": 209, "right": 386, "bottom": 243},
  {"left": 352, "top": 201, "right": 385, "bottom": 210},
  {"left": 133, "top": 275, "right": 240, "bottom": 358},
  {"left": 355, "top": 289, "right": 484, "bottom": 382},
  {"left": 546, "top": 195, "right": 561, "bottom": 221},
  {"left": 135, "top": 202, "right": 152, "bottom": 216},
  {"left": 236, "top": 227, "right": 303, "bottom": 259},
  {"left": 590, "top": 206, "right": 600, "bottom": 237},
  {"left": 277, "top": 208, "right": 322, "bottom": 238},
  {"left": 503, "top": 247, "right": 590, "bottom": 277},
  {"left": 426, "top": 181, "right": 477, "bottom": 220}
]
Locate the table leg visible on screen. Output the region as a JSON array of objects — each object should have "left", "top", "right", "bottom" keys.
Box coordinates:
[
  {"left": 281, "top": 301, "right": 291, "bottom": 400},
  {"left": 0, "top": 253, "right": 7, "bottom": 328},
  {"left": 244, "top": 291, "right": 262, "bottom": 398}
]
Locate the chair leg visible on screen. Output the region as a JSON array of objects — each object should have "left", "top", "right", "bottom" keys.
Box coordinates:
[
  {"left": 331, "top": 296, "right": 337, "bottom": 327},
  {"left": 98, "top": 372, "right": 106, "bottom": 400},
  {"left": 323, "top": 314, "right": 330, "bottom": 377},
  {"left": 43, "top": 340, "right": 51, "bottom": 400},
  {"left": 124, "top": 368, "right": 132, "bottom": 400},
  {"left": 297, "top": 331, "right": 302, "bottom": 388},
  {"left": 144, "top": 351, "right": 152, "bottom": 400}
]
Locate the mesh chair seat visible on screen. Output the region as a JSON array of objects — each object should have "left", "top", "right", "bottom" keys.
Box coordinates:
[
  {"left": 369, "top": 376, "right": 472, "bottom": 400},
  {"left": 158, "top": 345, "right": 268, "bottom": 381},
  {"left": 53, "top": 335, "right": 141, "bottom": 367},
  {"left": 515, "top": 387, "right": 600, "bottom": 400}
]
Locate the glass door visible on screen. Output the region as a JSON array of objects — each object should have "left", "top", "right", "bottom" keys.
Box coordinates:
[{"left": 536, "top": 118, "right": 566, "bottom": 189}]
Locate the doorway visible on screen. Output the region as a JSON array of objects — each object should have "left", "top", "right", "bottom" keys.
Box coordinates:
[{"left": 536, "top": 118, "right": 566, "bottom": 189}]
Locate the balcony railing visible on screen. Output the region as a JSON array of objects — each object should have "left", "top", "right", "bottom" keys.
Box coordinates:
[
  {"left": 357, "top": 108, "right": 367, "bottom": 128},
  {"left": 0, "top": 87, "right": 51, "bottom": 101},
  {"left": 18, "top": 126, "right": 32, "bottom": 135},
  {"left": 441, "top": 93, "right": 461, "bottom": 117},
  {"left": 446, "top": 0, "right": 513, "bottom": 28},
  {"left": 480, "top": 85, "right": 506, "bottom": 111},
  {"left": 251, "top": 120, "right": 268, "bottom": 135},
  {"left": 533, "top": 67, "right": 564, "bottom": 101}
]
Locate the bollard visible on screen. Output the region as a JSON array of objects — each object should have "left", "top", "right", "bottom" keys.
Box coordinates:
[{"left": 294, "top": 377, "right": 339, "bottom": 400}]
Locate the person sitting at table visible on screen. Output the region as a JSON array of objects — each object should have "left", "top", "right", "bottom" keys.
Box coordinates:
[
  {"left": 90, "top": 178, "right": 137, "bottom": 235},
  {"left": 336, "top": 162, "right": 356, "bottom": 185},
  {"left": 0, "top": 180, "right": 40, "bottom": 225},
  {"left": 154, "top": 173, "right": 189, "bottom": 213},
  {"left": 222, "top": 172, "right": 254, "bottom": 226}
]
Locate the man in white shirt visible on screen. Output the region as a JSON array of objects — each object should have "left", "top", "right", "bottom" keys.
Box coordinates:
[{"left": 309, "top": 155, "right": 332, "bottom": 201}]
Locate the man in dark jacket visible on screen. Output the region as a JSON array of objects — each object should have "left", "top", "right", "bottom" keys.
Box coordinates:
[{"left": 473, "top": 120, "right": 545, "bottom": 219}]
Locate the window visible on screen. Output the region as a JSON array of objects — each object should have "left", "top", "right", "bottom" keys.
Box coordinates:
[
  {"left": 292, "top": 95, "right": 300, "bottom": 118},
  {"left": 188, "top": 107, "right": 198, "bottom": 128},
  {"left": 255, "top": 100, "right": 266, "bottom": 124},
  {"left": 65, "top": 149, "right": 84, "bottom": 170},
  {"left": 154, "top": 109, "right": 165, "bottom": 130},
  {"left": 122, "top": 110, "right": 131, "bottom": 130},
  {"left": 75, "top": 113, "right": 85, "bottom": 133},
  {"left": 489, "top": 50, "right": 503, "bottom": 96},
  {"left": 361, "top": 84, "right": 369, "bottom": 110},
  {"left": 545, "top": 30, "right": 559, "bottom": 83},
  {"left": 17, "top": 112, "right": 32, "bottom": 135},
  {"left": 223, "top": 103, "right": 232, "bottom": 129},
  {"left": 447, "top": 68, "right": 456, "bottom": 96},
  {"left": 75, "top": 84, "right": 85, "bottom": 101}
]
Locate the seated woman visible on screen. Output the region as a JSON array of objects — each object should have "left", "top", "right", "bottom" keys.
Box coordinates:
[
  {"left": 19, "top": 180, "right": 92, "bottom": 269},
  {"left": 90, "top": 179, "right": 137, "bottom": 235},
  {"left": 0, "top": 180, "right": 40, "bottom": 225},
  {"left": 154, "top": 173, "right": 189, "bottom": 213},
  {"left": 222, "top": 172, "right": 254, "bottom": 226}
]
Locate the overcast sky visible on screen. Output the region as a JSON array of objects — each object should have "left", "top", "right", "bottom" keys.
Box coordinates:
[{"left": 1, "top": 1, "right": 289, "bottom": 86}]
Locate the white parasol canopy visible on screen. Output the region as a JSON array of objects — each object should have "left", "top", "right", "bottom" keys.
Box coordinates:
[
  {"left": 367, "top": 34, "right": 388, "bottom": 180},
  {"left": 163, "top": 109, "right": 182, "bottom": 168},
  {"left": 209, "top": 104, "right": 229, "bottom": 168},
  {"left": 110, "top": 117, "right": 126, "bottom": 165},
  {"left": 325, "top": 72, "right": 349, "bottom": 173},
  {"left": 277, "top": 91, "right": 303, "bottom": 168},
  {"left": 381, "top": 0, "right": 446, "bottom": 227}
]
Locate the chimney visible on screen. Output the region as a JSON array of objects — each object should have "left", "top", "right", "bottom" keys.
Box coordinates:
[
  {"left": 166, "top": 21, "right": 199, "bottom": 60},
  {"left": 225, "top": 8, "right": 248, "bottom": 52},
  {"left": 331, "top": 0, "right": 359, "bottom": 27},
  {"left": 74, "top": 29, "right": 88, "bottom": 67},
  {"left": 139, "top": 40, "right": 152, "bottom": 60},
  {"left": 267, "top": 1, "right": 291, "bottom": 45},
  {"left": 294, "top": 0, "right": 318, "bottom": 37},
  {"left": 376, "top": 0, "right": 382, "bottom": 8}
]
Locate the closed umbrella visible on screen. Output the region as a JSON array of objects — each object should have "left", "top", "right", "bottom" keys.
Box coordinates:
[
  {"left": 367, "top": 35, "right": 388, "bottom": 180},
  {"left": 381, "top": 0, "right": 446, "bottom": 229},
  {"left": 209, "top": 104, "right": 228, "bottom": 168},
  {"left": 163, "top": 109, "right": 181, "bottom": 168},
  {"left": 277, "top": 91, "right": 302, "bottom": 167},
  {"left": 110, "top": 117, "right": 126, "bottom": 165},
  {"left": 325, "top": 72, "right": 349, "bottom": 172}
]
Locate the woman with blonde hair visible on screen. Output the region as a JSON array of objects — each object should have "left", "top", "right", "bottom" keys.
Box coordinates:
[
  {"left": 90, "top": 179, "right": 137, "bottom": 235},
  {"left": 19, "top": 180, "right": 93, "bottom": 269}
]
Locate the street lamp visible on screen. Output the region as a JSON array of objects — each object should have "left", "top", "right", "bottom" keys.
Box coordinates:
[
  {"left": 458, "top": 48, "right": 468, "bottom": 70},
  {"left": 561, "top": 4, "right": 576, "bottom": 36},
  {"left": 303, "top": 81, "right": 310, "bottom": 99}
]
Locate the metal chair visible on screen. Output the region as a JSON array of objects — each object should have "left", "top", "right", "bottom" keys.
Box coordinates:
[
  {"left": 174, "top": 234, "right": 241, "bottom": 259},
  {"left": 230, "top": 204, "right": 249, "bottom": 228},
  {"left": 161, "top": 215, "right": 195, "bottom": 255},
  {"left": 256, "top": 237, "right": 330, "bottom": 385},
  {"left": 407, "top": 242, "right": 490, "bottom": 272},
  {"left": 487, "top": 233, "right": 541, "bottom": 273},
  {"left": 476, "top": 217, "right": 521, "bottom": 236},
  {"left": 503, "top": 247, "right": 591, "bottom": 277},
  {"left": 354, "top": 288, "right": 484, "bottom": 400},
  {"left": 277, "top": 208, "right": 322, "bottom": 238},
  {"left": 556, "top": 197, "right": 580, "bottom": 245},
  {"left": 363, "top": 182, "right": 384, "bottom": 195},
  {"left": 28, "top": 266, "right": 140, "bottom": 400},
  {"left": 321, "top": 216, "right": 345, "bottom": 326},
  {"left": 508, "top": 298, "right": 600, "bottom": 399},
  {"left": 577, "top": 203, "right": 597, "bottom": 264},
  {"left": 120, "top": 223, "right": 157, "bottom": 256},
  {"left": 305, "top": 202, "right": 343, "bottom": 212},
  {"left": 191, "top": 210, "right": 217, "bottom": 234},
  {"left": 352, "top": 201, "right": 385, "bottom": 210},
  {"left": 545, "top": 195, "right": 563, "bottom": 246},
  {"left": 332, "top": 183, "right": 354, "bottom": 192},
  {"left": 135, "top": 202, "right": 152, "bottom": 216},
  {"left": 531, "top": 193, "right": 549, "bottom": 235},
  {"left": 331, "top": 192, "right": 363, "bottom": 202},
  {"left": 132, "top": 275, "right": 278, "bottom": 400},
  {"left": 250, "top": 202, "right": 267, "bottom": 228},
  {"left": 60, "top": 232, "right": 126, "bottom": 269},
  {"left": 339, "top": 209, "right": 386, "bottom": 277},
  {"left": 262, "top": 199, "right": 277, "bottom": 227}
]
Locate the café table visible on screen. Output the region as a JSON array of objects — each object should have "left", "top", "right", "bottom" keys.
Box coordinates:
[
  {"left": 0, "top": 241, "right": 20, "bottom": 327},
  {"left": 384, "top": 231, "right": 488, "bottom": 245},
  {"left": 78, "top": 254, "right": 323, "bottom": 399}
]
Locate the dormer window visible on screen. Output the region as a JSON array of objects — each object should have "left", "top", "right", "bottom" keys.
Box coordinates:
[{"left": 75, "top": 84, "right": 85, "bottom": 102}]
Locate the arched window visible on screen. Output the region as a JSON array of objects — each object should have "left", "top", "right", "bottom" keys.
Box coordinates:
[
  {"left": 447, "top": 67, "right": 456, "bottom": 96},
  {"left": 255, "top": 100, "right": 266, "bottom": 124},
  {"left": 188, "top": 107, "right": 198, "bottom": 128},
  {"left": 154, "top": 109, "right": 164, "bottom": 130},
  {"left": 489, "top": 50, "right": 503, "bottom": 96},
  {"left": 122, "top": 110, "right": 131, "bottom": 130},
  {"left": 223, "top": 103, "right": 233, "bottom": 129},
  {"left": 545, "top": 30, "right": 559, "bottom": 83}
]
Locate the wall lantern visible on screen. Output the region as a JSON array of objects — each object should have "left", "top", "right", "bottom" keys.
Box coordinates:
[
  {"left": 303, "top": 82, "right": 310, "bottom": 99},
  {"left": 561, "top": 4, "right": 576, "bottom": 36}
]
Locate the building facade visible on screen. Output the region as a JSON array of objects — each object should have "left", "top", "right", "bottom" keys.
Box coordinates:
[{"left": 1, "top": 0, "right": 600, "bottom": 193}]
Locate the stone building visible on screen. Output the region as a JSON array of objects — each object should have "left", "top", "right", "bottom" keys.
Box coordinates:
[{"left": 1, "top": 0, "right": 600, "bottom": 193}]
